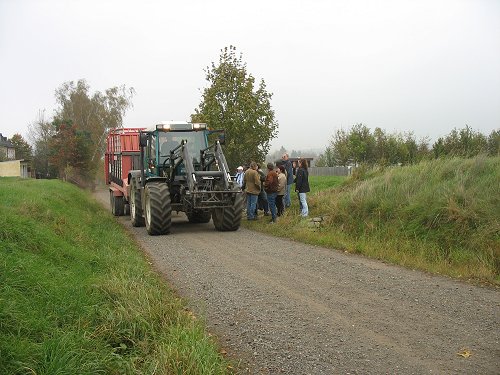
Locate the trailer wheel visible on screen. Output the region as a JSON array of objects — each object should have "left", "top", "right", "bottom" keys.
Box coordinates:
[
  {"left": 144, "top": 182, "right": 172, "bottom": 235},
  {"left": 212, "top": 190, "right": 243, "bottom": 231},
  {"left": 130, "top": 179, "right": 145, "bottom": 227},
  {"left": 110, "top": 191, "right": 124, "bottom": 216},
  {"left": 187, "top": 209, "right": 212, "bottom": 223}
]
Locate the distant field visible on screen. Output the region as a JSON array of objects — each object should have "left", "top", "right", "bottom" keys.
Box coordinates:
[
  {"left": 244, "top": 156, "right": 500, "bottom": 284},
  {"left": 0, "top": 178, "right": 232, "bottom": 374}
]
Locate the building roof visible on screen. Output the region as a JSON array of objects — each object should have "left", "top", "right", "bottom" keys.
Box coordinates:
[{"left": 0, "top": 133, "right": 14, "bottom": 148}]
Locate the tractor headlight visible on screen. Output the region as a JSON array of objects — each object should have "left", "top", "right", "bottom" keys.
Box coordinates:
[
  {"left": 157, "top": 123, "right": 171, "bottom": 131},
  {"left": 192, "top": 123, "right": 207, "bottom": 130}
]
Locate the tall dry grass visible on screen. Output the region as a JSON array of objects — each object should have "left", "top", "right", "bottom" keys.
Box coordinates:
[{"left": 245, "top": 156, "right": 500, "bottom": 283}]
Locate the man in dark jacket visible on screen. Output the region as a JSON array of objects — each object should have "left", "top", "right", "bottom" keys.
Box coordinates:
[
  {"left": 281, "top": 153, "right": 294, "bottom": 208},
  {"left": 295, "top": 158, "right": 310, "bottom": 217}
]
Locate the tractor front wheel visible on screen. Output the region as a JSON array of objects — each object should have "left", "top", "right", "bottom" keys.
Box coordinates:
[
  {"left": 144, "top": 182, "right": 172, "bottom": 235},
  {"left": 212, "top": 191, "right": 243, "bottom": 231}
]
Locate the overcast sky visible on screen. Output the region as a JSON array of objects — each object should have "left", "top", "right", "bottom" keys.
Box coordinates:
[{"left": 1, "top": 0, "right": 499, "bottom": 151}]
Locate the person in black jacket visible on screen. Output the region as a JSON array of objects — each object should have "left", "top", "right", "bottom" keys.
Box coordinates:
[
  {"left": 295, "top": 158, "right": 310, "bottom": 217},
  {"left": 281, "top": 153, "right": 294, "bottom": 208}
]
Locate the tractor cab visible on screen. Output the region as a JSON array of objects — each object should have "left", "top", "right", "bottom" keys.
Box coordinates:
[{"left": 141, "top": 121, "right": 209, "bottom": 178}]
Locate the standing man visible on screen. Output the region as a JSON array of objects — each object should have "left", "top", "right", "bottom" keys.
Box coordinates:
[
  {"left": 244, "top": 162, "right": 261, "bottom": 220},
  {"left": 281, "top": 153, "right": 294, "bottom": 208}
]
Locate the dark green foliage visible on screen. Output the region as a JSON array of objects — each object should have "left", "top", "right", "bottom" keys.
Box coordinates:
[
  {"left": 9, "top": 134, "right": 32, "bottom": 162},
  {"left": 318, "top": 124, "right": 498, "bottom": 167},
  {"left": 432, "top": 125, "right": 489, "bottom": 158},
  {"left": 318, "top": 124, "right": 430, "bottom": 167},
  {"left": 487, "top": 129, "right": 500, "bottom": 156},
  {"left": 192, "top": 46, "right": 278, "bottom": 169}
]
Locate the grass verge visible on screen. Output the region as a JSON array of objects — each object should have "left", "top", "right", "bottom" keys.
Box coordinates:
[
  {"left": 0, "top": 178, "right": 233, "bottom": 374},
  {"left": 243, "top": 157, "right": 500, "bottom": 285}
]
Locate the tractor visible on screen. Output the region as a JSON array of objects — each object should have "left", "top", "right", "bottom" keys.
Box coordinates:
[{"left": 127, "top": 121, "right": 243, "bottom": 235}]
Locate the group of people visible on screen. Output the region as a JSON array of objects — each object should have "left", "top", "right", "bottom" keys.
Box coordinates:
[{"left": 235, "top": 153, "right": 310, "bottom": 223}]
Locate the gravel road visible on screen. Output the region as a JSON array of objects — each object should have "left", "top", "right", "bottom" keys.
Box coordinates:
[{"left": 94, "top": 191, "right": 499, "bottom": 374}]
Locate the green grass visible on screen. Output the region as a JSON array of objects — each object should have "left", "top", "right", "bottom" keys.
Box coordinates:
[
  {"left": 307, "top": 175, "right": 346, "bottom": 191},
  {"left": 244, "top": 156, "right": 500, "bottom": 284},
  {"left": 0, "top": 178, "right": 232, "bottom": 375}
]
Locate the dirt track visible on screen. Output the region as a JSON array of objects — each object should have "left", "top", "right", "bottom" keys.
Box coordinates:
[{"left": 94, "top": 190, "right": 499, "bottom": 374}]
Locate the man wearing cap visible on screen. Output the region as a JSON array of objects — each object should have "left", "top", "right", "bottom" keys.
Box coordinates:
[{"left": 235, "top": 166, "right": 244, "bottom": 187}]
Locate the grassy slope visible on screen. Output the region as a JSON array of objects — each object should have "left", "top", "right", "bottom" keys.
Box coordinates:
[
  {"left": 244, "top": 157, "right": 500, "bottom": 284},
  {"left": 0, "top": 178, "right": 231, "bottom": 375}
]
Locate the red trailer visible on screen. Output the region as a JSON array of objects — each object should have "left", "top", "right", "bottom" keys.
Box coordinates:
[{"left": 104, "top": 128, "right": 144, "bottom": 216}]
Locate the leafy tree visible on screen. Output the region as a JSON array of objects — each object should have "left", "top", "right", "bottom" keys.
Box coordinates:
[
  {"left": 9, "top": 133, "right": 32, "bottom": 161},
  {"left": 348, "top": 123, "right": 375, "bottom": 165},
  {"left": 385, "top": 133, "right": 402, "bottom": 165},
  {"left": 323, "top": 125, "right": 431, "bottom": 167},
  {"left": 48, "top": 120, "right": 93, "bottom": 184},
  {"left": 373, "top": 127, "right": 388, "bottom": 166},
  {"left": 329, "top": 128, "right": 350, "bottom": 166},
  {"left": 432, "top": 125, "right": 487, "bottom": 158},
  {"left": 487, "top": 129, "right": 500, "bottom": 156},
  {"left": 192, "top": 46, "right": 278, "bottom": 169},
  {"left": 54, "top": 79, "right": 134, "bottom": 177},
  {"left": 28, "top": 110, "right": 58, "bottom": 178},
  {"left": 416, "top": 136, "right": 431, "bottom": 161},
  {"left": 315, "top": 147, "right": 335, "bottom": 167},
  {"left": 432, "top": 137, "right": 446, "bottom": 159}
]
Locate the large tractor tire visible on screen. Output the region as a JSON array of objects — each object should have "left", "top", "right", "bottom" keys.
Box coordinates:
[
  {"left": 144, "top": 182, "right": 172, "bottom": 235},
  {"left": 130, "top": 179, "right": 145, "bottom": 227},
  {"left": 110, "top": 191, "right": 124, "bottom": 216},
  {"left": 212, "top": 191, "right": 244, "bottom": 231},
  {"left": 187, "top": 209, "right": 212, "bottom": 224}
]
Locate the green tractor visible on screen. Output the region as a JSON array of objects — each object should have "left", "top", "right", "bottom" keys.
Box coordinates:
[{"left": 127, "top": 121, "right": 243, "bottom": 235}]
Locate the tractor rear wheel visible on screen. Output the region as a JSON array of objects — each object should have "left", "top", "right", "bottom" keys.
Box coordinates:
[
  {"left": 130, "top": 179, "right": 145, "bottom": 227},
  {"left": 144, "top": 182, "right": 172, "bottom": 235},
  {"left": 187, "top": 209, "right": 212, "bottom": 223},
  {"left": 212, "top": 191, "right": 243, "bottom": 231}
]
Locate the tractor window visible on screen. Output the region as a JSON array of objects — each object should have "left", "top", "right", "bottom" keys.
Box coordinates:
[
  {"left": 159, "top": 133, "right": 179, "bottom": 159},
  {"left": 159, "top": 131, "right": 207, "bottom": 163}
]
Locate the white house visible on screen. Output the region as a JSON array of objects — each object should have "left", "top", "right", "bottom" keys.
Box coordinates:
[{"left": 0, "top": 133, "right": 30, "bottom": 178}]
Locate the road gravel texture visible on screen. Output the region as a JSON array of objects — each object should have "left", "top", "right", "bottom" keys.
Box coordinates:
[{"left": 95, "top": 191, "right": 499, "bottom": 374}]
